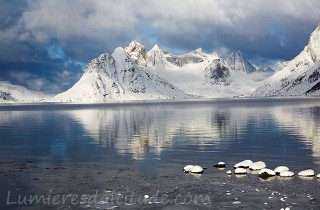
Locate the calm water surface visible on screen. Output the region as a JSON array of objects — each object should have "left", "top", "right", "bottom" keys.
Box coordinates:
[{"left": 1, "top": 97, "right": 320, "bottom": 209}]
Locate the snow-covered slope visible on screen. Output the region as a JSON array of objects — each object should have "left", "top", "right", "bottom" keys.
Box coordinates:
[
  {"left": 226, "top": 51, "right": 257, "bottom": 74},
  {"left": 53, "top": 47, "right": 189, "bottom": 102},
  {"left": 0, "top": 81, "right": 51, "bottom": 102},
  {"left": 253, "top": 25, "right": 320, "bottom": 96},
  {"left": 143, "top": 44, "right": 266, "bottom": 98}
]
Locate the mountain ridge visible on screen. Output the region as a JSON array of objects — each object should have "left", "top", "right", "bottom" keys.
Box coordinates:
[{"left": 3, "top": 25, "right": 320, "bottom": 103}]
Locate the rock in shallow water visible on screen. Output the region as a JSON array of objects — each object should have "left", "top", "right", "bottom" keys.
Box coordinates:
[
  {"left": 190, "top": 165, "right": 204, "bottom": 174},
  {"left": 226, "top": 170, "right": 232, "bottom": 175},
  {"left": 259, "top": 168, "right": 276, "bottom": 179},
  {"left": 274, "top": 166, "right": 289, "bottom": 175},
  {"left": 183, "top": 165, "right": 194, "bottom": 173},
  {"left": 234, "top": 160, "right": 253, "bottom": 169},
  {"left": 235, "top": 168, "right": 247, "bottom": 175},
  {"left": 279, "top": 171, "right": 294, "bottom": 177},
  {"left": 298, "top": 169, "right": 314, "bottom": 177},
  {"left": 249, "top": 161, "right": 266, "bottom": 171},
  {"left": 214, "top": 162, "right": 226, "bottom": 168}
]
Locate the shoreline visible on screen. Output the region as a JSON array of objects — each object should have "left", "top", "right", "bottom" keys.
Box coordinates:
[
  {"left": 1, "top": 95, "right": 320, "bottom": 110},
  {"left": 1, "top": 161, "right": 320, "bottom": 210}
]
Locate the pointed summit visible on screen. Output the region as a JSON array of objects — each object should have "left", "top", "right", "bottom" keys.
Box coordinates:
[
  {"left": 194, "top": 48, "right": 203, "bottom": 54},
  {"left": 226, "top": 50, "right": 256, "bottom": 74},
  {"left": 147, "top": 44, "right": 165, "bottom": 67},
  {"left": 151, "top": 44, "right": 160, "bottom": 51},
  {"left": 125, "top": 41, "right": 149, "bottom": 67},
  {"left": 306, "top": 25, "right": 320, "bottom": 62}
]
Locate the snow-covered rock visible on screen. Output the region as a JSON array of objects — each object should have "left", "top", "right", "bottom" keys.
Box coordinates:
[
  {"left": 258, "top": 168, "right": 276, "bottom": 178},
  {"left": 234, "top": 160, "right": 253, "bottom": 169},
  {"left": 274, "top": 166, "right": 290, "bottom": 175},
  {"left": 125, "top": 41, "right": 149, "bottom": 67},
  {"left": 53, "top": 47, "right": 189, "bottom": 102},
  {"left": 226, "top": 170, "right": 232, "bottom": 175},
  {"left": 298, "top": 169, "right": 315, "bottom": 177},
  {"left": 279, "top": 171, "right": 294, "bottom": 177},
  {"left": 226, "top": 51, "right": 257, "bottom": 74},
  {"left": 183, "top": 165, "right": 204, "bottom": 174},
  {"left": 189, "top": 165, "right": 204, "bottom": 174},
  {"left": 317, "top": 174, "right": 320, "bottom": 179},
  {"left": 234, "top": 168, "right": 247, "bottom": 174},
  {"left": 253, "top": 25, "right": 320, "bottom": 96},
  {"left": 205, "top": 59, "right": 230, "bottom": 84},
  {"left": 214, "top": 162, "right": 226, "bottom": 168},
  {"left": 165, "top": 48, "right": 208, "bottom": 67},
  {"left": 183, "top": 165, "right": 194, "bottom": 173},
  {"left": 249, "top": 161, "right": 266, "bottom": 171},
  {"left": 0, "top": 81, "right": 51, "bottom": 102}
]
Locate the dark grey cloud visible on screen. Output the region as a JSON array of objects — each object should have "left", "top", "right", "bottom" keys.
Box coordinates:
[{"left": 1, "top": 0, "right": 320, "bottom": 93}]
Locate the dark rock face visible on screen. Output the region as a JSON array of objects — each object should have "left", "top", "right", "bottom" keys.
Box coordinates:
[
  {"left": 205, "top": 59, "right": 230, "bottom": 84},
  {"left": 0, "top": 91, "right": 10, "bottom": 100}
]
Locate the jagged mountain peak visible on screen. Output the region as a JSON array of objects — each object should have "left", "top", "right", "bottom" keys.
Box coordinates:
[
  {"left": 194, "top": 48, "right": 203, "bottom": 54},
  {"left": 147, "top": 44, "right": 166, "bottom": 67},
  {"left": 226, "top": 50, "right": 256, "bottom": 74},
  {"left": 125, "top": 41, "right": 149, "bottom": 67},
  {"left": 126, "top": 40, "right": 144, "bottom": 50},
  {"left": 151, "top": 44, "right": 160, "bottom": 51}
]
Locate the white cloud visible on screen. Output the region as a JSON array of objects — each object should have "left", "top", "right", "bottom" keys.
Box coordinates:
[
  {"left": 1, "top": 0, "right": 320, "bottom": 68},
  {"left": 4, "top": 0, "right": 318, "bottom": 46}
]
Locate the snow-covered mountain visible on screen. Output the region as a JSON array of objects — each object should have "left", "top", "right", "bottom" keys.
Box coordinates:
[
  {"left": 253, "top": 25, "right": 320, "bottom": 96},
  {"left": 226, "top": 51, "right": 257, "bottom": 74},
  {"left": 53, "top": 47, "right": 189, "bottom": 102},
  {"left": 143, "top": 44, "right": 266, "bottom": 98},
  {"left": 6, "top": 24, "right": 320, "bottom": 103},
  {"left": 0, "top": 81, "right": 51, "bottom": 102}
]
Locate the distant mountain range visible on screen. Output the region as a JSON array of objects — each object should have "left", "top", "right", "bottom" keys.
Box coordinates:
[
  {"left": 2, "top": 24, "right": 320, "bottom": 103},
  {"left": 0, "top": 81, "right": 50, "bottom": 102}
]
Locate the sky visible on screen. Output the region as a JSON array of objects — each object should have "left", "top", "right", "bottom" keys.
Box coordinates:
[{"left": 1, "top": 0, "right": 320, "bottom": 93}]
